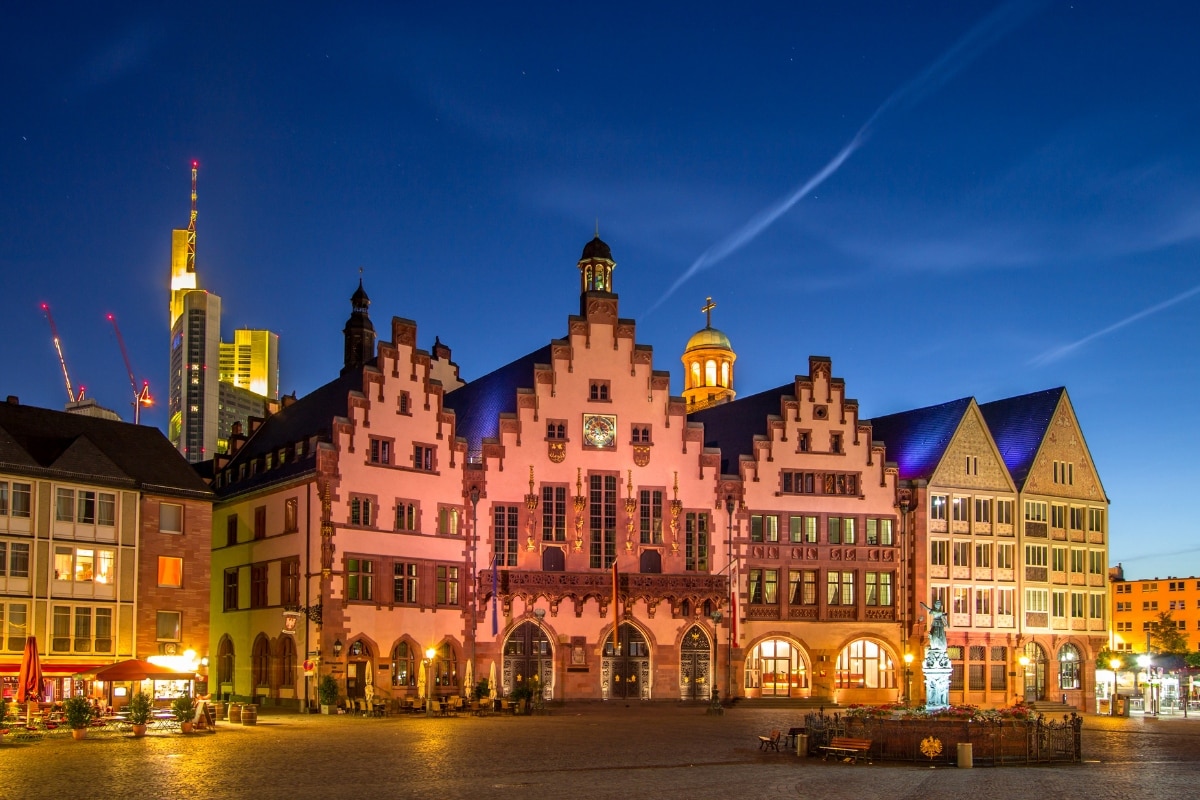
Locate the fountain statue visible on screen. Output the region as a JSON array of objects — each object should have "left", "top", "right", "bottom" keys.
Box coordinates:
[{"left": 919, "top": 599, "right": 951, "bottom": 710}]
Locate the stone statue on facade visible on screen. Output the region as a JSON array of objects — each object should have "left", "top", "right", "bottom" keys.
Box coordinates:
[{"left": 919, "top": 599, "right": 951, "bottom": 710}]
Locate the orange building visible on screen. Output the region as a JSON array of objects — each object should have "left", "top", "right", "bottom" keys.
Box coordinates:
[{"left": 1110, "top": 571, "right": 1200, "bottom": 653}]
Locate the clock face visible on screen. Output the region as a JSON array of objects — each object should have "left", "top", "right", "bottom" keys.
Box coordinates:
[{"left": 582, "top": 414, "right": 617, "bottom": 448}]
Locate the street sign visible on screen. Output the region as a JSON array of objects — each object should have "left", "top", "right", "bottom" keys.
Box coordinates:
[{"left": 303, "top": 659, "right": 315, "bottom": 676}]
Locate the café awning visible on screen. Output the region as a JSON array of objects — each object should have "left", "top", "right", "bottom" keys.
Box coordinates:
[{"left": 89, "top": 658, "right": 195, "bottom": 682}]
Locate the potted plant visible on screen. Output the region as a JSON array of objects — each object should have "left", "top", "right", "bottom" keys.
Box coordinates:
[
  {"left": 171, "top": 694, "right": 197, "bottom": 733},
  {"left": 63, "top": 696, "right": 94, "bottom": 740},
  {"left": 126, "top": 692, "right": 154, "bottom": 737},
  {"left": 510, "top": 683, "right": 533, "bottom": 715},
  {"left": 318, "top": 675, "right": 339, "bottom": 715}
]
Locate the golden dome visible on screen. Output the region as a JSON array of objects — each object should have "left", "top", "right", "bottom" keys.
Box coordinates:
[{"left": 685, "top": 326, "right": 732, "bottom": 353}]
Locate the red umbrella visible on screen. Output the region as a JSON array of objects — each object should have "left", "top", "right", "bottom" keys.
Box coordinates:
[{"left": 16, "top": 636, "right": 44, "bottom": 704}]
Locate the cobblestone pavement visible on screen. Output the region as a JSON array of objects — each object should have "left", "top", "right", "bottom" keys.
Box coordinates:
[{"left": 3, "top": 707, "right": 1199, "bottom": 800}]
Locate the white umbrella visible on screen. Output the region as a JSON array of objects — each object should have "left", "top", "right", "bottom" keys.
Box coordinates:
[
  {"left": 417, "top": 661, "right": 427, "bottom": 700},
  {"left": 463, "top": 659, "right": 473, "bottom": 698},
  {"left": 488, "top": 661, "right": 497, "bottom": 700}
]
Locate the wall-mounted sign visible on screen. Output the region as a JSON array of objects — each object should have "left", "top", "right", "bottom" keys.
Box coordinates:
[{"left": 282, "top": 611, "right": 300, "bottom": 636}]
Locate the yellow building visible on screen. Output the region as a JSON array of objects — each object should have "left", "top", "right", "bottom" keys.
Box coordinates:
[{"left": 220, "top": 329, "right": 280, "bottom": 401}]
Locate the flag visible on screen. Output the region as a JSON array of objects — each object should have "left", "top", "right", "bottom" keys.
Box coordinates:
[
  {"left": 491, "top": 556, "right": 499, "bottom": 636},
  {"left": 611, "top": 561, "right": 619, "bottom": 654}
]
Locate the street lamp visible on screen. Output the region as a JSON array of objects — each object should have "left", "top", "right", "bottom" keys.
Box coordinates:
[
  {"left": 1137, "top": 653, "right": 1155, "bottom": 716},
  {"left": 903, "top": 652, "right": 914, "bottom": 706},
  {"left": 1109, "top": 658, "right": 1122, "bottom": 716},
  {"left": 1018, "top": 655, "right": 1031, "bottom": 704},
  {"left": 425, "top": 647, "right": 437, "bottom": 715},
  {"left": 724, "top": 494, "right": 736, "bottom": 703}
]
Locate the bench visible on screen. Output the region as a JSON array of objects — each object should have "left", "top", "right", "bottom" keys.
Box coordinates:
[
  {"left": 758, "top": 729, "right": 782, "bottom": 751},
  {"left": 820, "top": 736, "right": 872, "bottom": 764}
]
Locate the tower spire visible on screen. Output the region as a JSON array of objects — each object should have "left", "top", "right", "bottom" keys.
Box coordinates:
[{"left": 187, "top": 161, "right": 198, "bottom": 275}]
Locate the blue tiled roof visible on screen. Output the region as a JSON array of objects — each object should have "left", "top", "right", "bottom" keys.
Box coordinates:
[
  {"left": 979, "top": 387, "right": 1065, "bottom": 489},
  {"left": 443, "top": 345, "right": 553, "bottom": 456},
  {"left": 867, "top": 397, "right": 973, "bottom": 481},
  {"left": 691, "top": 384, "right": 791, "bottom": 474}
]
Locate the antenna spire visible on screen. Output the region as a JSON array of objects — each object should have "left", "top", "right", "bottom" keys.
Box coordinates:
[{"left": 187, "top": 161, "right": 198, "bottom": 274}]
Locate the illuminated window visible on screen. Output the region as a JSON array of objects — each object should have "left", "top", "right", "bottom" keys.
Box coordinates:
[
  {"left": 835, "top": 639, "right": 895, "bottom": 689},
  {"left": 750, "top": 514, "right": 778, "bottom": 543},
  {"left": 284, "top": 498, "right": 298, "bottom": 533},
  {"left": 436, "top": 565, "right": 459, "bottom": 605},
  {"left": 865, "top": 572, "right": 892, "bottom": 605},
  {"left": 952, "top": 497, "right": 969, "bottom": 522},
  {"left": 157, "top": 557, "right": 183, "bottom": 588},
  {"left": 930, "top": 495, "right": 947, "bottom": 521},
  {"left": 347, "top": 558, "right": 374, "bottom": 601},
  {"left": 790, "top": 515, "right": 817, "bottom": 543},
  {"left": 393, "top": 563, "right": 418, "bottom": 604},
  {"left": 394, "top": 500, "right": 418, "bottom": 532},
  {"left": 705, "top": 360, "right": 717, "bottom": 386},
  {"left": 438, "top": 506, "right": 460, "bottom": 536}
]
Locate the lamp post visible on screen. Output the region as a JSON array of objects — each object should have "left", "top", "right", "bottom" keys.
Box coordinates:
[
  {"left": 903, "top": 652, "right": 914, "bottom": 706},
  {"left": 1018, "top": 655, "right": 1031, "bottom": 704},
  {"left": 469, "top": 485, "right": 480, "bottom": 696},
  {"left": 1109, "top": 658, "right": 1122, "bottom": 716},
  {"left": 725, "top": 494, "right": 736, "bottom": 703},
  {"left": 425, "top": 647, "right": 437, "bottom": 715},
  {"left": 1137, "top": 654, "right": 1154, "bottom": 716}
]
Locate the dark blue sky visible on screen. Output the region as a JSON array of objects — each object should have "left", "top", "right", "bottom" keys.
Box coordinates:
[{"left": 3, "top": 2, "right": 1198, "bottom": 579}]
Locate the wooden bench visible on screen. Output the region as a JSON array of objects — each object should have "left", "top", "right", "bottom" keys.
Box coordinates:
[
  {"left": 820, "top": 736, "right": 872, "bottom": 764},
  {"left": 758, "top": 729, "right": 782, "bottom": 751}
]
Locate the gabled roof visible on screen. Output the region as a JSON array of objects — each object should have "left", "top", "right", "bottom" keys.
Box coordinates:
[
  {"left": 443, "top": 345, "right": 553, "bottom": 457},
  {"left": 867, "top": 397, "right": 973, "bottom": 481},
  {"left": 978, "top": 387, "right": 1065, "bottom": 489},
  {"left": 691, "top": 383, "right": 791, "bottom": 474},
  {"left": 0, "top": 400, "right": 210, "bottom": 498}
]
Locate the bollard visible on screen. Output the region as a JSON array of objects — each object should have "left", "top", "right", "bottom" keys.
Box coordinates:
[
  {"left": 956, "top": 742, "right": 973, "bottom": 768},
  {"left": 796, "top": 734, "right": 808, "bottom": 758}
]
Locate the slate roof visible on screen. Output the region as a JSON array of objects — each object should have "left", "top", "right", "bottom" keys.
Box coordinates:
[
  {"left": 0, "top": 400, "right": 211, "bottom": 498},
  {"left": 443, "top": 345, "right": 553, "bottom": 457},
  {"left": 979, "top": 387, "right": 1065, "bottom": 490},
  {"left": 214, "top": 369, "right": 365, "bottom": 498},
  {"left": 866, "top": 397, "right": 973, "bottom": 481},
  {"left": 690, "top": 383, "right": 792, "bottom": 474}
]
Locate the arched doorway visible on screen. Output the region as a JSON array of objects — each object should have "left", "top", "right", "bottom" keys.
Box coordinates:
[
  {"left": 746, "top": 638, "right": 809, "bottom": 697},
  {"left": 603, "top": 623, "right": 650, "bottom": 700},
  {"left": 503, "top": 621, "right": 553, "bottom": 699},
  {"left": 346, "top": 639, "right": 373, "bottom": 701},
  {"left": 1024, "top": 642, "right": 1048, "bottom": 701},
  {"left": 679, "top": 625, "right": 713, "bottom": 701}
]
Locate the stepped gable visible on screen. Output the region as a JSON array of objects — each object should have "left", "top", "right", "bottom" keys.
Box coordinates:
[
  {"left": 978, "top": 387, "right": 1064, "bottom": 489},
  {"left": 0, "top": 401, "right": 209, "bottom": 497},
  {"left": 691, "top": 383, "right": 791, "bottom": 474},
  {"left": 442, "top": 344, "right": 552, "bottom": 457},
  {"left": 867, "top": 397, "right": 973, "bottom": 481}
]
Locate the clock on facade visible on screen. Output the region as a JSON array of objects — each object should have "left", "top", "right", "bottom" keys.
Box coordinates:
[{"left": 582, "top": 414, "right": 617, "bottom": 448}]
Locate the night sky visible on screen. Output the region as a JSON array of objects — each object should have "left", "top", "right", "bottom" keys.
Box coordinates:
[{"left": 3, "top": 2, "right": 1198, "bottom": 579}]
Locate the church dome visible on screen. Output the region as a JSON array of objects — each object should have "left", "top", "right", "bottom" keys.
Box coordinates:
[
  {"left": 685, "top": 326, "right": 732, "bottom": 353},
  {"left": 580, "top": 235, "right": 613, "bottom": 261}
]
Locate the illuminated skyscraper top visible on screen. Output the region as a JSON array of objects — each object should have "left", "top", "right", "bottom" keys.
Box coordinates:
[{"left": 169, "top": 161, "right": 199, "bottom": 328}]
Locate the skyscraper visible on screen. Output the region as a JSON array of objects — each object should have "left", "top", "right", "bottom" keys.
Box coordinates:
[{"left": 166, "top": 164, "right": 279, "bottom": 463}]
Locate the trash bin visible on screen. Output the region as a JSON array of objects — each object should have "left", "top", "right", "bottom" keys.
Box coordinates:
[
  {"left": 956, "top": 742, "right": 973, "bottom": 768},
  {"left": 796, "top": 734, "right": 808, "bottom": 757},
  {"left": 1115, "top": 694, "right": 1129, "bottom": 717}
]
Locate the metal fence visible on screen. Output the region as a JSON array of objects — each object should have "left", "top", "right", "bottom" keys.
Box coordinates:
[{"left": 802, "top": 711, "right": 1082, "bottom": 765}]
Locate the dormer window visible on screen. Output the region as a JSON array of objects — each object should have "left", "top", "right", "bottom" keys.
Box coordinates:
[
  {"left": 589, "top": 381, "right": 610, "bottom": 401},
  {"left": 631, "top": 425, "right": 651, "bottom": 443},
  {"left": 546, "top": 420, "right": 567, "bottom": 440}
]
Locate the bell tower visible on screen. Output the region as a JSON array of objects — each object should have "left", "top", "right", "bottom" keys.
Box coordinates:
[
  {"left": 577, "top": 233, "right": 616, "bottom": 315},
  {"left": 342, "top": 278, "right": 376, "bottom": 376}
]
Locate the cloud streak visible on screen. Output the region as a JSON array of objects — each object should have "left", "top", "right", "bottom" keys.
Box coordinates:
[
  {"left": 1029, "top": 283, "right": 1200, "bottom": 366},
  {"left": 647, "top": 0, "right": 1043, "bottom": 314}
]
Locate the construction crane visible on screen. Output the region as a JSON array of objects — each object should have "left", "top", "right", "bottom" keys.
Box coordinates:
[
  {"left": 40, "top": 302, "right": 84, "bottom": 404},
  {"left": 107, "top": 313, "right": 153, "bottom": 424}
]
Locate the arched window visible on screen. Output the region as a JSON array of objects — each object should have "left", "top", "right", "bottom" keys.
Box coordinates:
[
  {"left": 1058, "top": 643, "right": 1081, "bottom": 690},
  {"left": 251, "top": 634, "right": 271, "bottom": 689},
  {"left": 835, "top": 639, "right": 896, "bottom": 689},
  {"left": 217, "top": 635, "right": 235, "bottom": 687},
  {"left": 277, "top": 636, "right": 297, "bottom": 691},
  {"left": 720, "top": 361, "right": 729, "bottom": 387},
  {"left": 690, "top": 362, "right": 701, "bottom": 389},
  {"left": 433, "top": 642, "right": 458, "bottom": 688},
  {"left": 391, "top": 641, "right": 416, "bottom": 687},
  {"left": 705, "top": 360, "right": 717, "bottom": 387}
]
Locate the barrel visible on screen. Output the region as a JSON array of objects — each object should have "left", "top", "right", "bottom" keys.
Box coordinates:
[
  {"left": 213, "top": 701, "right": 226, "bottom": 721},
  {"left": 228, "top": 702, "right": 242, "bottom": 723},
  {"left": 241, "top": 704, "right": 258, "bottom": 725}
]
